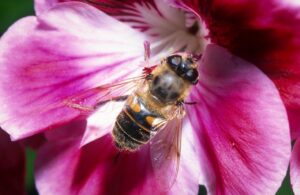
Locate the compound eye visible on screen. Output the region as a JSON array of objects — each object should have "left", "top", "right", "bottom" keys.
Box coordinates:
[
  {"left": 177, "top": 62, "right": 189, "bottom": 75},
  {"left": 184, "top": 69, "right": 199, "bottom": 84},
  {"left": 167, "top": 55, "right": 182, "bottom": 70},
  {"left": 177, "top": 58, "right": 194, "bottom": 75}
]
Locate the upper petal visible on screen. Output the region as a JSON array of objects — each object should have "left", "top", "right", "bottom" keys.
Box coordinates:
[
  {"left": 0, "top": 2, "right": 146, "bottom": 140},
  {"left": 0, "top": 130, "right": 25, "bottom": 195},
  {"left": 291, "top": 139, "right": 300, "bottom": 195},
  {"left": 35, "top": 0, "right": 206, "bottom": 57},
  {"left": 187, "top": 44, "right": 291, "bottom": 194},
  {"left": 168, "top": 0, "right": 300, "bottom": 139}
]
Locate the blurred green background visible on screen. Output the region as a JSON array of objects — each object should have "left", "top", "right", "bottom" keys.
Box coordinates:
[{"left": 0, "top": 1, "right": 294, "bottom": 194}]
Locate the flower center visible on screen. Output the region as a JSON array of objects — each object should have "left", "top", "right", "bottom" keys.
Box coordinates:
[
  {"left": 144, "top": 4, "right": 209, "bottom": 61},
  {"left": 113, "top": 0, "right": 209, "bottom": 62}
]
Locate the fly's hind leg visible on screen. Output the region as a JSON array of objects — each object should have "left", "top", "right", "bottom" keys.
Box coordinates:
[
  {"left": 94, "top": 95, "right": 129, "bottom": 109},
  {"left": 63, "top": 100, "right": 95, "bottom": 113}
]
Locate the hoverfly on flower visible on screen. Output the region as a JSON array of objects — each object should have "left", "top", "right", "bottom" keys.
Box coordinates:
[
  {"left": 0, "top": 1, "right": 294, "bottom": 194},
  {"left": 60, "top": 42, "right": 200, "bottom": 189}
]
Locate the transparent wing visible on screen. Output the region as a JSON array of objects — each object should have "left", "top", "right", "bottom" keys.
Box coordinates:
[
  {"left": 61, "top": 75, "right": 146, "bottom": 114},
  {"left": 150, "top": 106, "right": 184, "bottom": 191},
  {"left": 25, "top": 74, "right": 146, "bottom": 118}
]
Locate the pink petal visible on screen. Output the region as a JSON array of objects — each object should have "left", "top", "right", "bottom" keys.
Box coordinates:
[
  {"left": 44, "top": 119, "right": 86, "bottom": 141},
  {"left": 88, "top": 0, "right": 207, "bottom": 55},
  {"left": 0, "top": 2, "right": 146, "bottom": 140},
  {"left": 187, "top": 44, "right": 291, "bottom": 194},
  {"left": 35, "top": 0, "right": 182, "bottom": 35},
  {"left": 34, "top": 0, "right": 67, "bottom": 15},
  {"left": 35, "top": 0, "right": 179, "bottom": 34},
  {"left": 165, "top": 0, "right": 201, "bottom": 16},
  {"left": 0, "top": 130, "right": 25, "bottom": 195},
  {"left": 36, "top": 128, "right": 200, "bottom": 194},
  {"left": 168, "top": 0, "right": 300, "bottom": 139},
  {"left": 35, "top": 0, "right": 204, "bottom": 56},
  {"left": 291, "top": 139, "right": 300, "bottom": 195},
  {"left": 81, "top": 101, "right": 124, "bottom": 146},
  {"left": 34, "top": 0, "right": 143, "bottom": 16}
]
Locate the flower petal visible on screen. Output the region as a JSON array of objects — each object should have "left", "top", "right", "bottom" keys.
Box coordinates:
[
  {"left": 0, "top": 130, "right": 25, "bottom": 195},
  {"left": 35, "top": 0, "right": 206, "bottom": 57},
  {"left": 36, "top": 129, "right": 200, "bottom": 194},
  {"left": 168, "top": 0, "right": 300, "bottom": 139},
  {"left": 187, "top": 44, "right": 291, "bottom": 194},
  {"left": 291, "top": 139, "right": 300, "bottom": 195},
  {"left": 35, "top": 0, "right": 186, "bottom": 38},
  {"left": 80, "top": 101, "right": 124, "bottom": 146},
  {"left": 34, "top": 0, "right": 64, "bottom": 15},
  {"left": 164, "top": 0, "right": 201, "bottom": 15},
  {"left": 0, "top": 2, "right": 146, "bottom": 140},
  {"left": 44, "top": 119, "right": 86, "bottom": 141}
]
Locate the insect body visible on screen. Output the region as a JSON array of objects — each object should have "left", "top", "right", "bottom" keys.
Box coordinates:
[{"left": 112, "top": 53, "right": 199, "bottom": 151}]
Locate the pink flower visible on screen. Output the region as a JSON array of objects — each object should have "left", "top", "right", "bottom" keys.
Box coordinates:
[
  {"left": 0, "top": 1, "right": 293, "bottom": 194},
  {"left": 0, "top": 130, "right": 25, "bottom": 195}
]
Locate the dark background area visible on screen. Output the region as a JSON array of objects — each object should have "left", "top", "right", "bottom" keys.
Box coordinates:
[{"left": 0, "top": 0, "right": 294, "bottom": 194}]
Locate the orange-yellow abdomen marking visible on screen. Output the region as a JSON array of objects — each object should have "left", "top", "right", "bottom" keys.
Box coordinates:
[{"left": 130, "top": 102, "right": 141, "bottom": 112}]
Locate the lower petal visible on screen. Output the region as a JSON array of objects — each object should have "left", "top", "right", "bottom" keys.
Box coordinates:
[
  {"left": 36, "top": 131, "right": 200, "bottom": 195},
  {"left": 187, "top": 44, "right": 291, "bottom": 194},
  {"left": 44, "top": 119, "right": 87, "bottom": 141}
]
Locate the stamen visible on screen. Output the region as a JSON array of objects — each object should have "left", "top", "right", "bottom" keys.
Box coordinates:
[{"left": 144, "top": 41, "right": 151, "bottom": 64}]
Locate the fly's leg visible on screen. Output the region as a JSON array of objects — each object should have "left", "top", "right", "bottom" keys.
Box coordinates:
[
  {"left": 64, "top": 95, "right": 129, "bottom": 113},
  {"left": 94, "top": 95, "right": 129, "bottom": 109}
]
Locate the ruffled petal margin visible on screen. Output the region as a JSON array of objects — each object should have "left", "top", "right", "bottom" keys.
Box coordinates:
[
  {"left": 187, "top": 44, "right": 291, "bottom": 194},
  {"left": 0, "top": 2, "right": 146, "bottom": 140},
  {"left": 167, "top": 0, "right": 300, "bottom": 139},
  {"left": 0, "top": 130, "right": 25, "bottom": 195}
]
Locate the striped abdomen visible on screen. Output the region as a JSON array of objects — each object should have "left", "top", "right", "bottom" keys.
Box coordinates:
[{"left": 112, "top": 95, "right": 165, "bottom": 151}]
